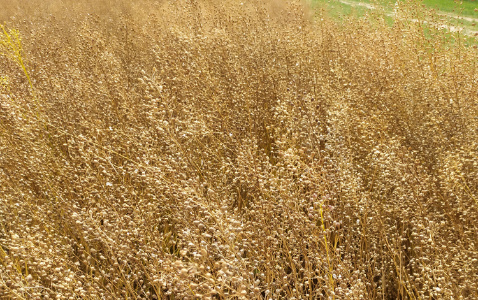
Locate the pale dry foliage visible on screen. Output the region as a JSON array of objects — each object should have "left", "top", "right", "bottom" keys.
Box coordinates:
[{"left": 0, "top": 0, "right": 477, "bottom": 299}]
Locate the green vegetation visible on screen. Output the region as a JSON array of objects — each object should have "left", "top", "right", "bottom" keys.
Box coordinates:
[
  {"left": 313, "top": 0, "right": 478, "bottom": 48},
  {"left": 316, "top": 0, "right": 478, "bottom": 17},
  {"left": 423, "top": 0, "right": 478, "bottom": 17},
  {"left": 314, "top": 0, "right": 478, "bottom": 31}
]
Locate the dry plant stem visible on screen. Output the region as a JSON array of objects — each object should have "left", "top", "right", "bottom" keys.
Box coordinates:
[
  {"left": 320, "top": 203, "right": 335, "bottom": 299},
  {"left": 0, "top": 25, "right": 32, "bottom": 90}
]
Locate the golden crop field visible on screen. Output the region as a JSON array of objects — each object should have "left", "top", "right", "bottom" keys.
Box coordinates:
[{"left": 0, "top": 0, "right": 477, "bottom": 299}]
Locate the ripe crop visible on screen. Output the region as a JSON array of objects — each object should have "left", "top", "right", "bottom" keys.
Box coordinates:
[{"left": 0, "top": 0, "right": 477, "bottom": 299}]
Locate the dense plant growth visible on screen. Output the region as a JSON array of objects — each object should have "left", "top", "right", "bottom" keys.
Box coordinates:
[{"left": 0, "top": 0, "right": 477, "bottom": 299}]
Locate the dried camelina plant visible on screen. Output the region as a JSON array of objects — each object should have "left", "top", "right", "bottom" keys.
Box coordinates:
[{"left": 0, "top": 0, "right": 477, "bottom": 299}]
